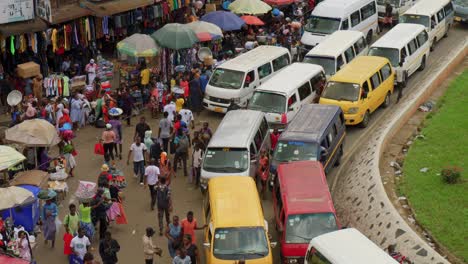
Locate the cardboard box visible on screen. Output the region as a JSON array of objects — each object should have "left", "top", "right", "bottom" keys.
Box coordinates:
[
  {"left": 205, "top": 3, "right": 216, "bottom": 13},
  {"left": 17, "top": 62, "right": 40, "bottom": 78}
]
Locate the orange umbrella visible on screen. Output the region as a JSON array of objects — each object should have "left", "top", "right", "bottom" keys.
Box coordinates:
[
  {"left": 240, "top": 15, "right": 265, "bottom": 26},
  {"left": 264, "top": 0, "right": 295, "bottom": 5}
]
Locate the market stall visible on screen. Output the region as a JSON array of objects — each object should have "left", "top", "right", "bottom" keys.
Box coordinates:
[{"left": 0, "top": 186, "right": 38, "bottom": 233}]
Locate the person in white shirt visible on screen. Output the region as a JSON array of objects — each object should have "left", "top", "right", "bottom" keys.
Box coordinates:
[
  {"left": 144, "top": 159, "right": 160, "bottom": 210},
  {"left": 172, "top": 248, "right": 192, "bottom": 264},
  {"left": 192, "top": 143, "right": 204, "bottom": 186},
  {"left": 70, "top": 228, "right": 91, "bottom": 260},
  {"left": 179, "top": 108, "right": 194, "bottom": 130},
  {"left": 127, "top": 136, "right": 147, "bottom": 185},
  {"left": 163, "top": 99, "right": 177, "bottom": 122}
]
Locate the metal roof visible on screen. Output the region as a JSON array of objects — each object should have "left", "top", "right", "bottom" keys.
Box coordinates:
[
  {"left": 371, "top": 24, "right": 426, "bottom": 49},
  {"left": 306, "top": 30, "right": 365, "bottom": 58},
  {"left": 218, "top": 45, "right": 290, "bottom": 72}
]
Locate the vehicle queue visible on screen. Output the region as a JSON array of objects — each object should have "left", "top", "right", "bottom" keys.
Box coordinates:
[{"left": 199, "top": 0, "right": 454, "bottom": 263}]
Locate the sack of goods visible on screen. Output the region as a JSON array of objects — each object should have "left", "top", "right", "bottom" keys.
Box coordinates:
[{"left": 17, "top": 62, "right": 40, "bottom": 78}]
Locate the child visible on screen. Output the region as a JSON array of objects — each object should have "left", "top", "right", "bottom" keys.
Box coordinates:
[
  {"left": 257, "top": 149, "right": 269, "bottom": 199},
  {"left": 63, "top": 203, "right": 80, "bottom": 236}
]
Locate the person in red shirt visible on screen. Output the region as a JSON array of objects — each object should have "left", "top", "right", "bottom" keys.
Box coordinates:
[
  {"left": 179, "top": 76, "right": 189, "bottom": 100},
  {"left": 270, "top": 128, "right": 280, "bottom": 153},
  {"left": 63, "top": 231, "right": 73, "bottom": 258},
  {"left": 257, "top": 149, "right": 269, "bottom": 199},
  {"left": 180, "top": 211, "right": 207, "bottom": 244}
]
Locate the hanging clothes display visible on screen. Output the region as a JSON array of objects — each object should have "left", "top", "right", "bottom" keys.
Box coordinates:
[{"left": 44, "top": 73, "right": 68, "bottom": 97}]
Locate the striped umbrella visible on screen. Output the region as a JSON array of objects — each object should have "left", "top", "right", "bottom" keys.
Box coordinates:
[{"left": 117, "top": 33, "right": 160, "bottom": 57}]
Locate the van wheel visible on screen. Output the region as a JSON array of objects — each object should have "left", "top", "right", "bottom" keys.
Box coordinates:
[
  {"left": 366, "top": 30, "right": 373, "bottom": 44},
  {"left": 360, "top": 111, "right": 370, "bottom": 128},
  {"left": 334, "top": 144, "right": 344, "bottom": 167},
  {"left": 418, "top": 56, "right": 426, "bottom": 71},
  {"left": 444, "top": 25, "right": 450, "bottom": 38},
  {"left": 383, "top": 93, "right": 391, "bottom": 108},
  {"left": 430, "top": 38, "right": 436, "bottom": 51}
]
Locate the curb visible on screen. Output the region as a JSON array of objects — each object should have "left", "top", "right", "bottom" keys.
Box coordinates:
[{"left": 332, "top": 39, "right": 467, "bottom": 264}]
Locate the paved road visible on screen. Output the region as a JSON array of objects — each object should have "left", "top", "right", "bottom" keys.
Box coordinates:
[{"left": 34, "top": 24, "right": 467, "bottom": 264}]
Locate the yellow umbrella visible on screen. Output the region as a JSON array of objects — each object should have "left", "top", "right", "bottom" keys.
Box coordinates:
[{"left": 229, "top": 0, "right": 272, "bottom": 15}]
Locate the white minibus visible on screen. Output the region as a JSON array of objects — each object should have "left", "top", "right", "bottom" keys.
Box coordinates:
[
  {"left": 301, "top": 0, "right": 378, "bottom": 49},
  {"left": 400, "top": 0, "right": 454, "bottom": 51},
  {"left": 305, "top": 228, "right": 399, "bottom": 264},
  {"left": 369, "top": 23, "right": 430, "bottom": 87},
  {"left": 203, "top": 46, "right": 291, "bottom": 113},
  {"left": 247, "top": 63, "right": 326, "bottom": 130},
  {"left": 200, "top": 110, "right": 270, "bottom": 191},
  {"left": 303, "top": 30, "right": 368, "bottom": 78},
  {"left": 377, "top": 0, "right": 420, "bottom": 25}
]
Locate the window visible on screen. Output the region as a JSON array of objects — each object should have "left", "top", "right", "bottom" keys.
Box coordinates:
[
  {"left": 311, "top": 72, "right": 326, "bottom": 93},
  {"left": 363, "top": 80, "right": 370, "bottom": 93},
  {"left": 351, "top": 10, "right": 361, "bottom": 27},
  {"left": 341, "top": 18, "right": 349, "bottom": 30},
  {"left": 344, "top": 46, "right": 356, "bottom": 62},
  {"left": 417, "top": 31, "right": 428, "bottom": 46},
  {"left": 298, "top": 81, "right": 313, "bottom": 100},
  {"left": 408, "top": 39, "right": 418, "bottom": 55},
  {"left": 250, "top": 143, "right": 257, "bottom": 159},
  {"left": 327, "top": 131, "right": 334, "bottom": 143},
  {"left": 288, "top": 94, "right": 297, "bottom": 106},
  {"left": 437, "top": 9, "right": 445, "bottom": 22},
  {"left": 337, "top": 55, "right": 344, "bottom": 70},
  {"left": 258, "top": 63, "right": 272, "bottom": 79},
  {"left": 306, "top": 248, "right": 332, "bottom": 264},
  {"left": 361, "top": 2, "right": 376, "bottom": 20},
  {"left": 356, "top": 37, "right": 367, "bottom": 54},
  {"left": 401, "top": 47, "right": 407, "bottom": 62},
  {"left": 444, "top": 2, "right": 453, "bottom": 15},
  {"left": 339, "top": 112, "right": 345, "bottom": 126},
  {"left": 260, "top": 118, "right": 269, "bottom": 139},
  {"left": 380, "top": 64, "right": 392, "bottom": 80},
  {"left": 254, "top": 130, "right": 263, "bottom": 151},
  {"left": 431, "top": 15, "right": 437, "bottom": 25},
  {"left": 370, "top": 72, "right": 382, "bottom": 89},
  {"left": 272, "top": 54, "right": 290, "bottom": 71},
  {"left": 244, "top": 70, "right": 255, "bottom": 87}
]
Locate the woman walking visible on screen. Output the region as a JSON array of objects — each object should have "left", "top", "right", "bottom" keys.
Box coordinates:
[
  {"left": 41, "top": 198, "right": 58, "bottom": 248},
  {"left": 79, "top": 202, "right": 95, "bottom": 240},
  {"left": 165, "top": 215, "right": 182, "bottom": 258},
  {"left": 16, "top": 230, "right": 32, "bottom": 261},
  {"left": 102, "top": 123, "right": 116, "bottom": 163},
  {"left": 109, "top": 109, "right": 123, "bottom": 159}
]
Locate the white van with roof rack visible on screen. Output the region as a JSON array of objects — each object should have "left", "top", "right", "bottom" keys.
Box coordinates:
[
  {"left": 203, "top": 46, "right": 290, "bottom": 114},
  {"left": 369, "top": 23, "right": 430, "bottom": 87},
  {"left": 303, "top": 30, "right": 368, "bottom": 78},
  {"left": 301, "top": 0, "right": 378, "bottom": 50}
]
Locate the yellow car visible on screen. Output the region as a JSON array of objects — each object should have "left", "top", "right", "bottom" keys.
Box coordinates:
[{"left": 319, "top": 56, "right": 395, "bottom": 127}]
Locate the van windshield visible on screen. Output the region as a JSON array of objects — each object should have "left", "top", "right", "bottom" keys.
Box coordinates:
[
  {"left": 304, "top": 16, "right": 341, "bottom": 35},
  {"left": 213, "top": 227, "right": 269, "bottom": 260},
  {"left": 248, "top": 91, "right": 286, "bottom": 114},
  {"left": 377, "top": 0, "right": 400, "bottom": 7},
  {"left": 286, "top": 213, "right": 339, "bottom": 244},
  {"left": 322, "top": 82, "right": 360, "bottom": 102},
  {"left": 203, "top": 148, "right": 249, "bottom": 173},
  {"left": 369, "top": 47, "right": 399, "bottom": 67},
  {"left": 400, "top": 14, "right": 430, "bottom": 28},
  {"left": 209, "top": 68, "right": 244, "bottom": 89},
  {"left": 273, "top": 141, "right": 318, "bottom": 162},
  {"left": 303, "top": 56, "right": 336, "bottom": 75}
]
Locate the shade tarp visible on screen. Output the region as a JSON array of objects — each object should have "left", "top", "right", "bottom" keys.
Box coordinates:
[
  {"left": 229, "top": 0, "right": 272, "bottom": 15},
  {"left": 10, "top": 170, "right": 49, "bottom": 188},
  {"left": 0, "top": 18, "right": 47, "bottom": 37},
  {"left": 117, "top": 33, "right": 160, "bottom": 57},
  {"left": 0, "top": 146, "right": 25, "bottom": 171},
  {"left": 151, "top": 23, "right": 198, "bottom": 50},
  {"left": 0, "top": 186, "right": 35, "bottom": 210},
  {"left": 80, "top": 0, "right": 154, "bottom": 17},
  {"left": 5, "top": 119, "right": 60, "bottom": 147},
  {"left": 49, "top": 4, "right": 92, "bottom": 24}
]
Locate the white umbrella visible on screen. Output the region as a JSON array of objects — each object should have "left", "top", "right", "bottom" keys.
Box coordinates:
[
  {"left": 5, "top": 119, "right": 60, "bottom": 147},
  {"left": 0, "top": 145, "right": 26, "bottom": 171},
  {"left": 186, "top": 21, "right": 223, "bottom": 36},
  {"left": 0, "top": 186, "right": 35, "bottom": 210}
]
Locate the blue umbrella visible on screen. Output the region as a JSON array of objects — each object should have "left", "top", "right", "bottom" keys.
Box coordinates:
[{"left": 201, "top": 11, "right": 246, "bottom": 31}]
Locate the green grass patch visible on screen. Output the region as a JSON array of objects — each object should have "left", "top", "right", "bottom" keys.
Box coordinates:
[{"left": 401, "top": 70, "right": 468, "bottom": 262}]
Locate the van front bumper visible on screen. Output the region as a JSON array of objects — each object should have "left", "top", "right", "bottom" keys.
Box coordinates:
[
  {"left": 344, "top": 113, "right": 363, "bottom": 125},
  {"left": 203, "top": 99, "right": 228, "bottom": 113}
]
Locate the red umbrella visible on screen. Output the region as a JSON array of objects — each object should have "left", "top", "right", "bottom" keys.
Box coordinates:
[
  {"left": 196, "top": 32, "right": 222, "bottom": 42},
  {"left": 264, "top": 0, "right": 295, "bottom": 5},
  {"left": 241, "top": 15, "right": 265, "bottom": 26}
]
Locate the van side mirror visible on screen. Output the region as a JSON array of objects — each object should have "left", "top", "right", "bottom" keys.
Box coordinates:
[
  {"left": 203, "top": 242, "right": 211, "bottom": 248},
  {"left": 399, "top": 60, "right": 404, "bottom": 67},
  {"left": 270, "top": 242, "right": 278, "bottom": 248},
  {"left": 288, "top": 106, "right": 294, "bottom": 112}
]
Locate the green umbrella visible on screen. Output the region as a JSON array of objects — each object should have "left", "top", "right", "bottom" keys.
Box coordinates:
[
  {"left": 229, "top": 0, "right": 272, "bottom": 15},
  {"left": 117, "top": 33, "right": 160, "bottom": 57},
  {"left": 151, "top": 23, "right": 198, "bottom": 50}
]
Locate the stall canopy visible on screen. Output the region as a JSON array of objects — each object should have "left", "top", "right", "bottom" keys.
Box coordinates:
[
  {"left": 0, "top": 146, "right": 25, "bottom": 171},
  {"left": 151, "top": 23, "right": 199, "bottom": 50},
  {"left": 0, "top": 186, "right": 35, "bottom": 210},
  {"left": 80, "top": 0, "right": 154, "bottom": 17},
  {"left": 0, "top": 18, "right": 48, "bottom": 37},
  {"left": 48, "top": 4, "right": 92, "bottom": 24},
  {"left": 117, "top": 33, "right": 160, "bottom": 57},
  {"left": 229, "top": 0, "right": 272, "bottom": 15},
  {"left": 5, "top": 119, "right": 60, "bottom": 147},
  {"left": 10, "top": 170, "right": 49, "bottom": 188}
]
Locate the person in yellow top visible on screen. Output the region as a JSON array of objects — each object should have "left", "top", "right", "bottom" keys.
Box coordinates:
[
  {"left": 176, "top": 97, "right": 184, "bottom": 113},
  {"left": 140, "top": 64, "right": 151, "bottom": 89}
]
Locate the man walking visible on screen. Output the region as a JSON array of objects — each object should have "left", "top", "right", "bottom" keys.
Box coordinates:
[
  {"left": 144, "top": 159, "right": 160, "bottom": 210},
  {"left": 143, "top": 227, "right": 162, "bottom": 264},
  {"left": 135, "top": 116, "right": 151, "bottom": 142},
  {"left": 155, "top": 177, "right": 171, "bottom": 236},
  {"left": 99, "top": 231, "right": 120, "bottom": 264},
  {"left": 70, "top": 228, "right": 91, "bottom": 261},
  {"left": 173, "top": 129, "right": 189, "bottom": 177},
  {"left": 127, "top": 136, "right": 147, "bottom": 185},
  {"left": 158, "top": 111, "right": 172, "bottom": 153}
]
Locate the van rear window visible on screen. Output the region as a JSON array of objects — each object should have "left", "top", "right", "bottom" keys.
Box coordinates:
[
  {"left": 286, "top": 213, "right": 338, "bottom": 244},
  {"left": 273, "top": 141, "right": 318, "bottom": 162}
]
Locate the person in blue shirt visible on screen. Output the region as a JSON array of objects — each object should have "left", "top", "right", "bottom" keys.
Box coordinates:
[{"left": 41, "top": 199, "right": 58, "bottom": 248}]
